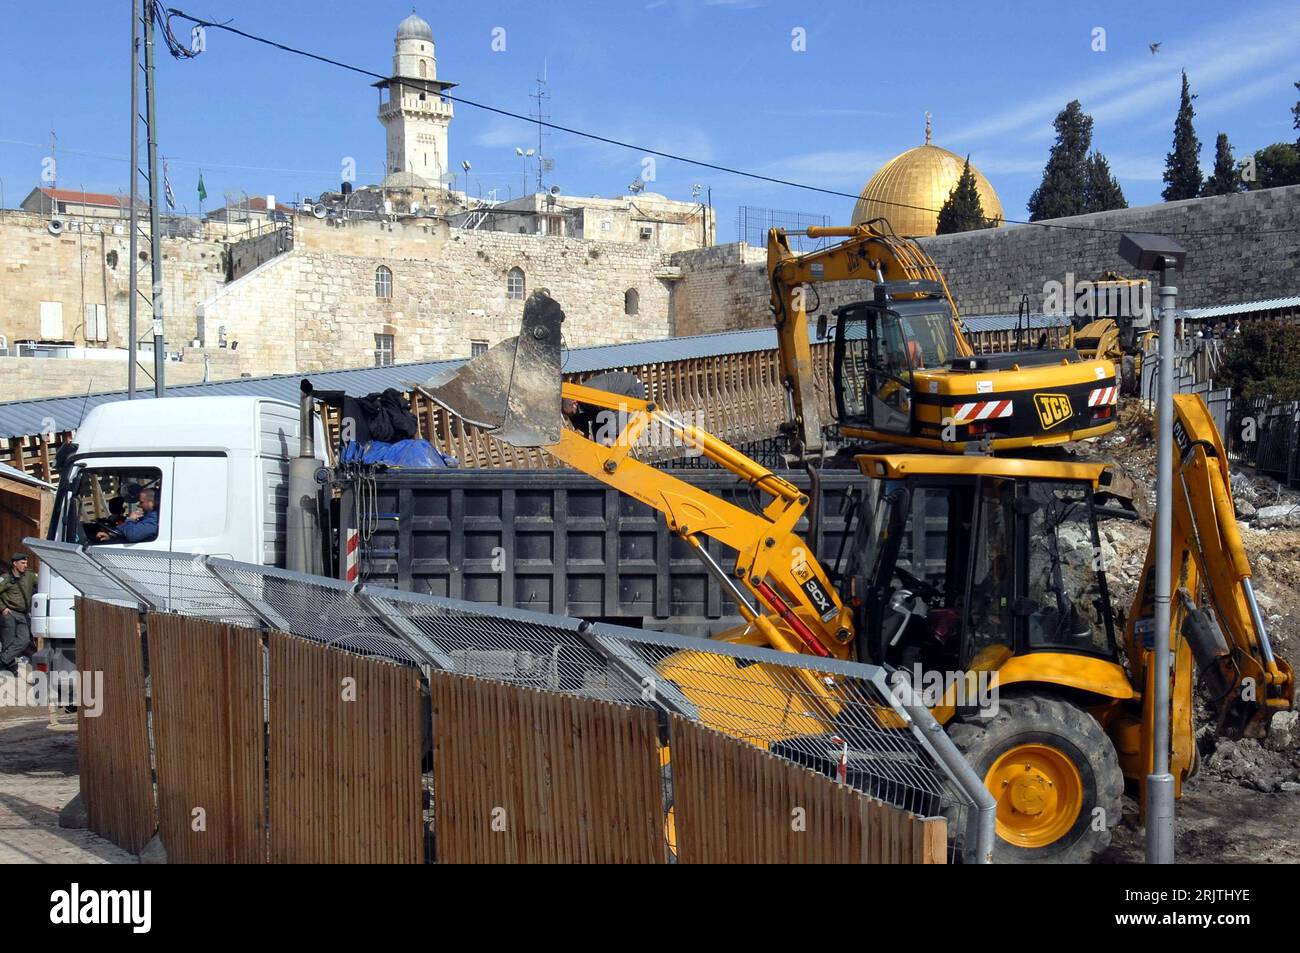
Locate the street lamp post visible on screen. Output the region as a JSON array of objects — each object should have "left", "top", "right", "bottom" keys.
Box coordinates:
[
  {"left": 1119, "top": 231, "right": 1187, "bottom": 865},
  {"left": 514, "top": 147, "right": 534, "bottom": 198}
]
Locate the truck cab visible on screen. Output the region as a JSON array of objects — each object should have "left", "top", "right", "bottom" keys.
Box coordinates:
[{"left": 33, "top": 395, "right": 326, "bottom": 672}]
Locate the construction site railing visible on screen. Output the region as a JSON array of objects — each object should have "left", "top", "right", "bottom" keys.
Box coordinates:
[{"left": 24, "top": 538, "right": 995, "bottom": 863}]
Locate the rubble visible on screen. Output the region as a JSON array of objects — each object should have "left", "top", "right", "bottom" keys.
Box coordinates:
[
  {"left": 1254, "top": 504, "right": 1300, "bottom": 529},
  {"left": 1266, "top": 710, "right": 1300, "bottom": 752},
  {"left": 1203, "top": 737, "right": 1298, "bottom": 793}
]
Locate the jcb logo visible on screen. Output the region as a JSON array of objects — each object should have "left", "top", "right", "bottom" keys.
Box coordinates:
[{"left": 1034, "top": 393, "right": 1073, "bottom": 430}]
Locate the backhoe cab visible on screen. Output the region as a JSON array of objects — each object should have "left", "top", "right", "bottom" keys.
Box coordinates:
[
  {"left": 768, "top": 221, "right": 1121, "bottom": 455},
  {"left": 831, "top": 282, "right": 1121, "bottom": 452}
]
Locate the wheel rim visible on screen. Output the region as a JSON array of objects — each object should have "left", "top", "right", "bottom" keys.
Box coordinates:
[{"left": 984, "top": 743, "right": 1084, "bottom": 849}]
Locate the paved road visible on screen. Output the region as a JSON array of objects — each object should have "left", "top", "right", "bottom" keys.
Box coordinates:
[{"left": 0, "top": 699, "right": 134, "bottom": 864}]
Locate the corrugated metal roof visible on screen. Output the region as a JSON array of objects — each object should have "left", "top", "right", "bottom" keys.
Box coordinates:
[
  {"left": 960, "top": 313, "right": 1071, "bottom": 333},
  {"left": 1181, "top": 296, "right": 1300, "bottom": 321},
  {"left": 0, "top": 460, "right": 54, "bottom": 490},
  {"left": 0, "top": 327, "right": 798, "bottom": 439}
]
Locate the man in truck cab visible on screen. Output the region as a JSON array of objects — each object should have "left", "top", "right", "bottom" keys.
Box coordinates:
[{"left": 95, "top": 488, "right": 159, "bottom": 544}]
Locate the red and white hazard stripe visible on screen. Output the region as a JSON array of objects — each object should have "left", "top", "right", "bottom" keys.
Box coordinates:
[
  {"left": 344, "top": 529, "right": 360, "bottom": 582},
  {"left": 1088, "top": 385, "right": 1117, "bottom": 406},
  {"left": 952, "top": 399, "right": 1014, "bottom": 423}
]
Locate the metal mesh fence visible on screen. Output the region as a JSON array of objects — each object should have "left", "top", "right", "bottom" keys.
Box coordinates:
[
  {"left": 28, "top": 541, "right": 142, "bottom": 607},
  {"left": 23, "top": 538, "right": 993, "bottom": 862}
]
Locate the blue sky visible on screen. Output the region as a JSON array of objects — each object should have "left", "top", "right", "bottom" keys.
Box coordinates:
[{"left": 2, "top": 0, "right": 1297, "bottom": 237}]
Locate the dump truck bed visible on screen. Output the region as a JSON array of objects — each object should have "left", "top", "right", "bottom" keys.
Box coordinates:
[{"left": 337, "top": 468, "right": 858, "bottom": 637}]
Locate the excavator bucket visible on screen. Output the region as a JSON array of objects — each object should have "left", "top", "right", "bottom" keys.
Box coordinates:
[{"left": 414, "top": 290, "right": 566, "bottom": 447}]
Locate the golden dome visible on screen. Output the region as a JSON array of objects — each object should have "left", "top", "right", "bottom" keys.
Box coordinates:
[{"left": 851, "top": 115, "right": 1004, "bottom": 237}]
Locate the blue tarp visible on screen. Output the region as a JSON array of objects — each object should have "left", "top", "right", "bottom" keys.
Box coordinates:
[{"left": 340, "top": 439, "right": 458, "bottom": 468}]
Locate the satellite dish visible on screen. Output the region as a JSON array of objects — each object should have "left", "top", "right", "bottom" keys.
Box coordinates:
[
  {"left": 628, "top": 179, "right": 645, "bottom": 194},
  {"left": 47, "top": 219, "right": 64, "bottom": 235},
  {"left": 312, "top": 203, "right": 327, "bottom": 219},
  {"left": 462, "top": 160, "right": 471, "bottom": 172}
]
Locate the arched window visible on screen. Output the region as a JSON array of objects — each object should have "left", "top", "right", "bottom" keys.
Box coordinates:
[
  {"left": 624, "top": 288, "right": 639, "bottom": 316},
  {"left": 375, "top": 265, "right": 393, "bottom": 299},
  {"left": 418, "top": 61, "right": 427, "bottom": 79},
  {"left": 506, "top": 267, "right": 525, "bottom": 300}
]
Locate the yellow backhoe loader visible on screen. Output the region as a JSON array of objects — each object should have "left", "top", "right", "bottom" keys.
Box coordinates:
[
  {"left": 769, "top": 220, "right": 1120, "bottom": 457},
  {"left": 419, "top": 291, "right": 1293, "bottom": 864},
  {"left": 1065, "top": 272, "right": 1157, "bottom": 395}
]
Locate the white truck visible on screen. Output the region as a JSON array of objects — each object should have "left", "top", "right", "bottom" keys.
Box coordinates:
[{"left": 32, "top": 394, "right": 326, "bottom": 673}]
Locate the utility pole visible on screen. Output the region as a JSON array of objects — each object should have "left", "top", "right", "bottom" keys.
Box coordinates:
[
  {"left": 128, "top": 0, "right": 165, "bottom": 398},
  {"left": 127, "top": 2, "right": 141, "bottom": 398},
  {"left": 143, "top": 0, "right": 165, "bottom": 396}
]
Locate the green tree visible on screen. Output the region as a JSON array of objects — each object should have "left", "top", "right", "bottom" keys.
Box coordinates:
[
  {"left": 936, "top": 156, "right": 991, "bottom": 233},
  {"left": 1293, "top": 79, "right": 1299, "bottom": 148},
  {"left": 1162, "top": 70, "right": 1203, "bottom": 200},
  {"left": 1201, "top": 132, "right": 1243, "bottom": 196},
  {"left": 1028, "top": 100, "right": 1093, "bottom": 220},
  {"left": 1082, "top": 152, "right": 1127, "bottom": 212},
  {"left": 1217, "top": 323, "right": 1300, "bottom": 400},
  {"left": 1246, "top": 142, "right": 1300, "bottom": 189}
]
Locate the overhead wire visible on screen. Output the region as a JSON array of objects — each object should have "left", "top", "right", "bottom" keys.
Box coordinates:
[{"left": 145, "top": 8, "right": 1298, "bottom": 240}]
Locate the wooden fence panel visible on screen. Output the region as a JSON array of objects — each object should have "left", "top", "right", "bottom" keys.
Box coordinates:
[
  {"left": 268, "top": 631, "right": 424, "bottom": 863},
  {"left": 430, "top": 672, "right": 665, "bottom": 864},
  {"left": 147, "top": 613, "right": 266, "bottom": 863},
  {"left": 74, "top": 597, "right": 156, "bottom": 853},
  {"left": 669, "top": 716, "right": 946, "bottom": 864}
]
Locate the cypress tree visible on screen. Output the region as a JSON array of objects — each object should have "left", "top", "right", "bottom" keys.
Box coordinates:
[
  {"left": 1201, "top": 133, "right": 1242, "bottom": 196},
  {"left": 1028, "top": 101, "right": 1093, "bottom": 220},
  {"left": 1082, "top": 152, "right": 1127, "bottom": 212},
  {"left": 1162, "top": 70, "right": 1203, "bottom": 200},
  {"left": 936, "top": 156, "right": 989, "bottom": 233}
]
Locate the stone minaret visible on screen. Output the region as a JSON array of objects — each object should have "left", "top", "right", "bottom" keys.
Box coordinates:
[{"left": 376, "top": 11, "right": 455, "bottom": 187}]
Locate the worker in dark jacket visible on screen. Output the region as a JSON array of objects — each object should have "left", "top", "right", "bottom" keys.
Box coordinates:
[{"left": 0, "top": 553, "right": 37, "bottom": 675}]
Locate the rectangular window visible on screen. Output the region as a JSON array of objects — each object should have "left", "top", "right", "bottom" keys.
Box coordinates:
[
  {"left": 1022, "top": 481, "right": 1113, "bottom": 656},
  {"left": 374, "top": 333, "right": 395, "bottom": 367},
  {"left": 470, "top": 340, "right": 488, "bottom": 357},
  {"left": 69, "top": 468, "right": 163, "bottom": 547}
]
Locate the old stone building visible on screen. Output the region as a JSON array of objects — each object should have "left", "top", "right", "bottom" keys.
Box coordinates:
[
  {"left": 200, "top": 214, "right": 677, "bottom": 375},
  {"left": 0, "top": 11, "right": 713, "bottom": 400}
]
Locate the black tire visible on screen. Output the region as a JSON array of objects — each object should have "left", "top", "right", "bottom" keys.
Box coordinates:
[{"left": 947, "top": 693, "right": 1122, "bottom": 864}]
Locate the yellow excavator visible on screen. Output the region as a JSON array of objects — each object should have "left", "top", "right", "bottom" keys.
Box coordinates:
[
  {"left": 1065, "top": 272, "right": 1157, "bottom": 396},
  {"left": 420, "top": 290, "right": 1293, "bottom": 863},
  {"left": 769, "top": 221, "right": 1121, "bottom": 457}
]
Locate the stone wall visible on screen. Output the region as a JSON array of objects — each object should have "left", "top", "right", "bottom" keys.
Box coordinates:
[
  {"left": 200, "top": 217, "right": 675, "bottom": 376},
  {"left": 668, "top": 243, "right": 770, "bottom": 336},
  {"left": 0, "top": 211, "right": 228, "bottom": 350},
  {"left": 0, "top": 348, "right": 244, "bottom": 401},
  {"left": 917, "top": 184, "right": 1300, "bottom": 316},
  {"left": 667, "top": 185, "right": 1300, "bottom": 334}
]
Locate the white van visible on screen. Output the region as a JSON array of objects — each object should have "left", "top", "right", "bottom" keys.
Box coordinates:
[{"left": 33, "top": 395, "right": 327, "bottom": 672}]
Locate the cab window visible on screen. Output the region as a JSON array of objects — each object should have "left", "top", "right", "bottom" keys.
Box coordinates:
[
  {"left": 68, "top": 468, "right": 163, "bottom": 546},
  {"left": 1022, "top": 481, "right": 1113, "bottom": 656}
]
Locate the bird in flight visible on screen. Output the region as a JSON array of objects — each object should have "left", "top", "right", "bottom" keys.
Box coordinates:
[{"left": 1149, "top": 42, "right": 1162, "bottom": 54}]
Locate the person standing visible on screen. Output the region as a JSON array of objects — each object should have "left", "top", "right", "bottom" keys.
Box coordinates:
[{"left": 0, "top": 553, "right": 37, "bottom": 675}]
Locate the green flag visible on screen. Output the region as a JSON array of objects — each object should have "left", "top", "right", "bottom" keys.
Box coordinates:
[{"left": 197, "top": 172, "right": 207, "bottom": 202}]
